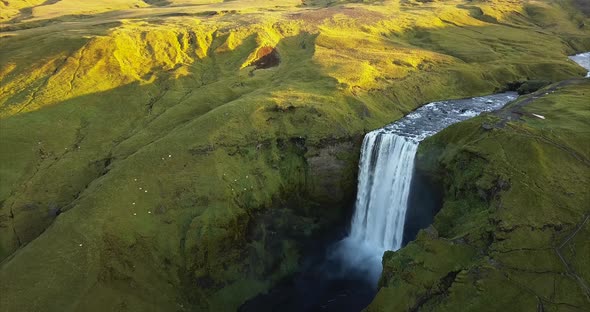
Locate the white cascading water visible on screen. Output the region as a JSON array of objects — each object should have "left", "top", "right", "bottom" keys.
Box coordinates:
[
  {"left": 349, "top": 132, "right": 417, "bottom": 252},
  {"left": 332, "top": 131, "right": 421, "bottom": 284},
  {"left": 330, "top": 91, "right": 519, "bottom": 284}
]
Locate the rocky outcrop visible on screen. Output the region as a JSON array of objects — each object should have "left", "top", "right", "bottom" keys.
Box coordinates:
[{"left": 306, "top": 136, "right": 362, "bottom": 207}]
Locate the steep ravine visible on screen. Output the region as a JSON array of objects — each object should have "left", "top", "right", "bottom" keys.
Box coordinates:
[{"left": 243, "top": 54, "right": 590, "bottom": 312}]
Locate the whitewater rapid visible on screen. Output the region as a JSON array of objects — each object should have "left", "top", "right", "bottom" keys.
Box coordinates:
[{"left": 569, "top": 52, "right": 590, "bottom": 77}]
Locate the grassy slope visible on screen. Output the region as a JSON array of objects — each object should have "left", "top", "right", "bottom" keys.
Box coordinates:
[
  {"left": 0, "top": 0, "right": 151, "bottom": 22},
  {"left": 0, "top": 0, "right": 589, "bottom": 311},
  {"left": 369, "top": 79, "right": 590, "bottom": 311}
]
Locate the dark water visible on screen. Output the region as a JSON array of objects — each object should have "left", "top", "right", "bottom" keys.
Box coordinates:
[
  {"left": 239, "top": 168, "right": 441, "bottom": 312},
  {"left": 238, "top": 237, "right": 377, "bottom": 312}
]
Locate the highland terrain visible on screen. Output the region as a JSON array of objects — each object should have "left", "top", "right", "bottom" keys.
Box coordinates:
[{"left": 0, "top": 0, "right": 589, "bottom": 311}]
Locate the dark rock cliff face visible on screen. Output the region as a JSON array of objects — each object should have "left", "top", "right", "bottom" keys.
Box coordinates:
[
  {"left": 306, "top": 137, "right": 362, "bottom": 208},
  {"left": 367, "top": 80, "right": 590, "bottom": 311},
  {"left": 237, "top": 135, "right": 364, "bottom": 284},
  {"left": 179, "top": 135, "right": 365, "bottom": 311},
  {"left": 403, "top": 167, "right": 443, "bottom": 247}
]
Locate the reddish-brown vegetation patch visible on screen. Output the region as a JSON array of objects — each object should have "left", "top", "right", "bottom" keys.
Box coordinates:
[{"left": 252, "top": 46, "right": 280, "bottom": 69}]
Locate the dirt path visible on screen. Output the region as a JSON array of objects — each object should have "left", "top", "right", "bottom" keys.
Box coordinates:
[
  {"left": 493, "top": 78, "right": 588, "bottom": 127},
  {"left": 489, "top": 78, "right": 590, "bottom": 168}
]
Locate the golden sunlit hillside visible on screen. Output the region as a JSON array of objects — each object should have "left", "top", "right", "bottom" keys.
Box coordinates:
[{"left": 1, "top": 0, "right": 589, "bottom": 311}]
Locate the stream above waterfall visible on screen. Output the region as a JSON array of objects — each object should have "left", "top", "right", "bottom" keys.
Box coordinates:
[{"left": 569, "top": 52, "right": 590, "bottom": 77}]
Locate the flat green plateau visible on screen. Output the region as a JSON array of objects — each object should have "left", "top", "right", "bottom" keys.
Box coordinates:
[{"left": 0, "top": 0, "right": 589, "bottom": 311}]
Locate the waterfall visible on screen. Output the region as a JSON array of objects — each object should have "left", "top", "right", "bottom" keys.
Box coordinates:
[
  {"left": 349, "top": 132, "right": 418, "bottom": 252},
  {"left": 331, "top": 131, "right": 420, "bottom": 283},
  {"left": 330, "top": 131, "right": 419, "bottom": 283},
  {"left": 330, "top": 91, "right": 518, "bottom": 285}
]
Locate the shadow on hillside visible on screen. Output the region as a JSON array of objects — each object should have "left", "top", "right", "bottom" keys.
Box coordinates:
[
  {"left": 1, "top": 9, "right": 589, "bottom": 310},
  {"left": 0, "top": 27, "right": 370, "bottom": 311},
  {"left": 0, "top": 29, "right": 325, "bottom": 258}
]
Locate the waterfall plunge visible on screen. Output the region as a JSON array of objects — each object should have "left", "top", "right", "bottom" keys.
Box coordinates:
[
  {"left": 330, "top": 132, "right": 418, "bottom": 283},
  {"left": 330, "top": 92, "right": 519, "bottom": 285},
  {"left": 350, "top": 132, "right": 418, "bottom": 252}
]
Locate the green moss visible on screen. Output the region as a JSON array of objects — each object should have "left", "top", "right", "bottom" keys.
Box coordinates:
[
  {"left": 370, "top": 237, "right": 476, "bottom": 311},
  {"left": 1, "top": 1, "right": 590, "bottom": 311}
]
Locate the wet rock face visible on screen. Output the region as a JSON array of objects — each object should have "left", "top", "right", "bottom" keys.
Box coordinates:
[
  {"left": 503, "top": 80, "right": 551, "bottom": 95},
  {"left": 177, "top": 135, "right": 363, "bottom": 311},
  {"left": 305, "top": 137, "right": 361, "bottom": 207},
  {"left": 516, "top": 80, "right": 551, "bottom": 95},
  {"left": 402, "top": 167, "right": 443, "bottom": 246}
]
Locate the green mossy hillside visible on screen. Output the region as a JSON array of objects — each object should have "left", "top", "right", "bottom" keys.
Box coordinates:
[
  {"left": 369, "top": 79, "right": 590, "bottom": 311},
  {"left": 1, "top": 0, "right": 589, "bottom": 311}
]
